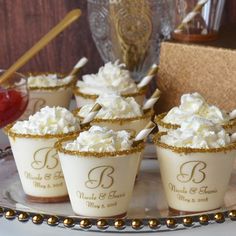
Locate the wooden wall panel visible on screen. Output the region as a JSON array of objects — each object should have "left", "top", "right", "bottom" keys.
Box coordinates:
[
  {"left": 0, "top": 0, "right": 103, "bottom": 75},
  {"left": 0, "top": 0, "right": 235, "bottom": 75},
  {"left": 223, "top": 0, "right": 236, "bottom": 24}
]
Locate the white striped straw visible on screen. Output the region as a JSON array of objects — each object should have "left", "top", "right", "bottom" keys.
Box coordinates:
[
  {"left": 137, "top": 64, "right": 159, "bottom": 89},
  {"left": 231, "top": 133, "right": 236, "bottom": 143},
  {"left": 81, "top": 103, "right": 102, "bottom": 126},
  {"left": 229, "top": 109, "right": 236, "bottom": 120},
  {"left": 64, "top": 57, "right": 88, "bottom": 81},
  {"left": 174, "top": 0, "right": 209, "bottom": 34},
  {"left": 74, "top": 57, "right": 88, "bottom": 70},
  {"left": 132, "top": 121, "right": 156, "bottom": 147},
  {"left": 142, "top": 88, "right": 161, "bottom": 111}
]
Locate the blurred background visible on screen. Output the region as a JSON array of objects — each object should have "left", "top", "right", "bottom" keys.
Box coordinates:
[{"left": 0, "top": 0, "right": 235, "bottom": 75}]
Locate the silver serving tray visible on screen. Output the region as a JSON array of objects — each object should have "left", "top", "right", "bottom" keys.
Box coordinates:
[{"left": 0, "top": 145, "right": 236, "bottom": 233}]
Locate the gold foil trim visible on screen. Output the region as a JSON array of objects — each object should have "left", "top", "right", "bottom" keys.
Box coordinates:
[
  {"left": 155, "top": 113, "right": 236, "bottom": 131},
  {"left": 155, "top": 113, "right": 179, "bottom": 130},
  {"left": 6, "top": 124, "right": 80, "bottom": 139},
  {"left": 153, "top": 132, "right": 236, "bottom": 154},
  {"left": 55, "top": 134, "right": 145, "bottom": 158},
  {"left": 27, "top": 72, "right": 74, "bottom": 91},
  {"left": 73, "top": 87, "right": 146, "bottom": 99},
  {"left": 73, "top": 108, "right": 154, "bottom": 124}
]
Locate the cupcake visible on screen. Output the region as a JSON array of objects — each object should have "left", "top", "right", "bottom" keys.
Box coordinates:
[
  {"left": 155, "top": 92, "right": 236, "bottom": 133},
  {"left": 22, "top": 73, "right": 74, "bottom": 118},
  {"left": 153, "top": 116, "right": 236, "bottom": 213},
  {"left": 7, "top": 106, "right": 80, "bottom": 203},
  {"left": 74, "top": 93, "right": 153, "bottom": 134},
  {"left": 73, "top": 61, "right": 146, "bottom": 107},
  {"left": 56, "top": 126, "right": 144, "bottom": 217}
]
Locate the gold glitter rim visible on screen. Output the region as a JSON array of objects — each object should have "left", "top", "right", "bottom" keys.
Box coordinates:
[
  {"left": 55, "top": 134, "right": 145, "bottom": 158},
  {"left": 27, "top": 72, "right": 75, "bottom": 91},
  {"left": 72, "top": 87, "right": 146, "bottom": 99},
  {"left": 6, "top": 123, "right": 80, "bottom": 139},
  {"left": 152, "top": 132, "right": 236, "bottom": 154},
  {"left": 73, "top": 108, "right": 154, "bottom": 123},
  {"left": 155, "top": 113, "right": 236, "bottom": 130},
  {"left": 155, "top": 113, "right": 179, "bottom": 130}
]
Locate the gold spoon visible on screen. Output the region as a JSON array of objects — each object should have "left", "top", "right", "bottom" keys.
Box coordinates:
[{"left": 0, "top": 9, "right": 81, "bottom": 85}]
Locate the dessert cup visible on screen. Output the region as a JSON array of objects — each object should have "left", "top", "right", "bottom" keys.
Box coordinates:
[
  {"left": 56, "top": 135, "right": 144, "bottom": 218},
  {"left": 74, "top": 108, "right": 153, "bottom": 178},
  {"left": 23, "top": 73, "right": 73, "bottom": 118},
  {"left": 155, "top": 112, "right": 236, "bottom": 133},
  {"left": 153, "top": 132, "right": 236, "bottom": 213},
  {"left": 73, "top": 87, "right": 146, "bottom": 108},
  {"left": 6, "top": 126, "right": 78, "bottom": 203}
]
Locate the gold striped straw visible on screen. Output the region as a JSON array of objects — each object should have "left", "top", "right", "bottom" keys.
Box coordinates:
[
  {"left": 132, "top": 121, "right": 156, "bottom": 147},
  {"left": 81, "top": 103, "right": 102, "bottom": 127},
  {"left": 142, "top": 88, "right": 161, "bottom": 111},
  {"left": 174, "top": 0, "right": 209, "bottom": 34},
  {"left": 137, "top": 64, "right": 159, "bottom": 89}
]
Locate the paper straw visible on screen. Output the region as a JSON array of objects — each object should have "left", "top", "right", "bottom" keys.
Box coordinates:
[
  {"left": 174, "top": 0, "right": 209, "bottom": 34},
  {"left": 65, "top": 57, "right": 88, "bottom": 81},
  {"left": 70, "top": 57, "right": 88, "bottom": 76},
  {"left": 137, "top": 64, "right": 159, "bottom": 89},
  {"left": 231, "top": 133, "right": 236, "bottom": 143},
  {"left": 81, "top": 103, "right": 102, "bottom": 126},
  {"left": 132, "top": 121, "right": 156, "bottom": 147},
  {"left": 142, "top": 88, "right": 161, "bottom": 111},
  {"left": 229, "top": 109, "right": 236, "bottom": 120}
]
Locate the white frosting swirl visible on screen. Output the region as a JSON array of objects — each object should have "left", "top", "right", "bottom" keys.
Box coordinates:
[
  {"left": 76, "top": 61, "right": 138, "bottom": 95},
  {"left": 78, "top": 93, "right": 143, "bottom": 119},
  {"left": 11, "top": 106, "right": 80, "bottom": 135},
  {"left": 65, "top": 126, "right": 133, "bottom": 152},
  {"left": 163, "top": 92, "right": 229, "bottom": 125},
  {"left": 28, "top": 74, "right": 72, "bottom": 88},
  {"left": 161, "top": 116, "right": 231, "bottom": 148}
]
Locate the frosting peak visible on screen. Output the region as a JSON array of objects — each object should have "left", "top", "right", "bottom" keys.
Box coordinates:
[
  {"left": 163, "top": 92, "right": 229, "bottom": 125},
  {"left": 76, "top": 61, "right": 138, "bottom": 95},
  {"left": 161, "top": 116, "right": 231, "bottom": 149},
  {"left": 28, "top": 74, "right": 72, "bottom": 88},
  {"left": 11, "top": 106, "right": 80, "bottom": 135},
  {"left": 65, "top": 126, "right": 133, "bottom": 152},
  {"left": 78, "top": 93, "right": 143, "bottom": 119}
]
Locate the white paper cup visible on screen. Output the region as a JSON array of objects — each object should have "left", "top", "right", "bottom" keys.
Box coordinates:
[
  {"left": 153, "top": 132, "right": 236, "bottom": 213},
  {"left": 74, "top": 109, "right": 153, "bottom": 178},
  {"left": 73, "top": 87, "right": 146, "bottom": 108},
  {"left": 155, "top": 113, "right": 236, "bottom": 134},
  {"left": 22, "top": 73, "right": 73, "bottom": 119},
  {"left": 56, "top": 135, "right": 144, "bottom": 217},
  {"left": 7, "top": 127, "right": 77, "bottom": 203}
]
